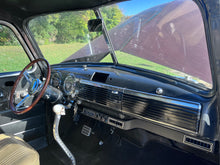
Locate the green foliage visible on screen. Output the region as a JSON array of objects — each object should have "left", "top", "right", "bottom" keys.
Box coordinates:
[
  {"left": 29, "top": 16, "right": 58, "bottom": 44},
  {"left": 100, "top": 5, "right": 124, "bottom": 30},
  {"left": 0, "top": 26, "right": 20, "bottom": 46},
  {"left": 28, "top": 6, "right": 124, "bottom": 45},
  {"left": 55, "top": 11, "right": 91, "bottom": 43},
  {"left": 0, "top": 5, "right": 124, "bottom": 46}
]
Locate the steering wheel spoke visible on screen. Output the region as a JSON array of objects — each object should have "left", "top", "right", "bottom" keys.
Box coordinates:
[
  {"left": 15, "top": 94, "right": 31, "bottom": 109},
  {"left": 23, "top": 70, "right": 34, "bottom": 84}
]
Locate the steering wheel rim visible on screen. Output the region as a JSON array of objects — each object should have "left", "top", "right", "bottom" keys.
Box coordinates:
[{"left": 9, "top": 58, "right": 51, "bottom": 114}]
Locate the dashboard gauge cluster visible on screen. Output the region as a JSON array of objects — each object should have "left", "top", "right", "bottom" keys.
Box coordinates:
[
  {"left": 63, "top": 74, "right": 76, "bottom": 95},
  {"left": 50, "top": 71, "right": 77, "bottom": 96}
]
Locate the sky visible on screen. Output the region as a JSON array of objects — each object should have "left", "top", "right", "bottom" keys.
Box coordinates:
[{"left": 118, "top": 0, "right": 174, "bottom": 16}]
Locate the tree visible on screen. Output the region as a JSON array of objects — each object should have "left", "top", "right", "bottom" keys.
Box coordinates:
[
  {"left": 55, "top": 11, "right": 97, "bottom": 43},
  {"left": 101, "top": 5, "right": 124, "bottom": 30},
  {"left": 28, "top": 5, "right": 124, "bottom": 44},
  {"left": 0, "top": 25, "right": 19, "bottom": 46},
  {"left": 29, "top": 16, "right": 58, "bottom": 44}
]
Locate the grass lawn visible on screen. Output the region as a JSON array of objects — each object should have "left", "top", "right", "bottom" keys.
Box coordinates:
[
  {"left": 0, "top": 43, "right": 184, "bottom": 77},
  {"left": 0, "top": 45, "right": 30, "bottom": 72},
  {"left": 102, "top": 51, "right": 212, "bottom": 88},
  {"left": 102, "top": 51, "right": 182, "bottom": 77},
  {"left": 39, "top": 43, "right": 86, "bottom": 65},
  {"left": 0, "top": 43, "right": 86, "bottom": 72}
]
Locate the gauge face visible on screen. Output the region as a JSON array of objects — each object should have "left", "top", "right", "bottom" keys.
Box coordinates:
[
  {"left": 50, "top": 72, "right": 62, "bottom": 88},
  {"left": 63, "top": 74, "right": 76, "bottom": 95}
]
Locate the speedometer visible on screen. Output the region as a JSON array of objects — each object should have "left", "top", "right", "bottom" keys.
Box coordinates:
[
  {"left": 63, "top": 74, "right": 76, "bottom": 95},
  {"left": 50, "top": 72, "right": 62, "bottom": 88}
]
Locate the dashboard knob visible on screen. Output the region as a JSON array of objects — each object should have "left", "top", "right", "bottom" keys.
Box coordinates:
[{"left": 156, "top": 88, "right": 163, "bottom": 95}]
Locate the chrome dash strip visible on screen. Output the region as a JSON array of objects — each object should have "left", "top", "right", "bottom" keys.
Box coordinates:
[
  {"left": 80, "top": 79, "right": 201, "bottom": 111},
  {"left": 80, "top": 79, "right": 124, "bottom": 92},
  {"left": 124, "top": 89, "right": 201, "bottom": 111}
]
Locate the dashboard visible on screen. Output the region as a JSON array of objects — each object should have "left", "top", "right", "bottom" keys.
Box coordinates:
[{"left": 49, "top": 63, "right": 217, "bottom": 153}]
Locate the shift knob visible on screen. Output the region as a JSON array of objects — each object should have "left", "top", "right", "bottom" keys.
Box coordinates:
[{"left": 53, "top": 104, "right": 66, "bottom": 115}]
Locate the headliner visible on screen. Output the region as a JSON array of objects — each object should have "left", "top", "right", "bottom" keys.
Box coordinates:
[{"left": 0, "top": 0, "right": 125, "bottom": 21}]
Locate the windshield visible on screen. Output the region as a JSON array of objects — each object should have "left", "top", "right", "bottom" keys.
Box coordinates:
[
  {"left": 28, "top": 0, "right": 212, "bottom": 89},
  {"left": 29, "top": 10, "right": 112, "bottom": 64}
]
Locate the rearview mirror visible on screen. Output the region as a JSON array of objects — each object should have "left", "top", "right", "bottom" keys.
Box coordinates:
[{"left": 88, "top": 19, "right": 102, "bottom": 32}]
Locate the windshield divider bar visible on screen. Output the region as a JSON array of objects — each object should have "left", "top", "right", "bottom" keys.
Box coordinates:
[{"left": 94, "top": 9, "right": 118, "bottom": 65}]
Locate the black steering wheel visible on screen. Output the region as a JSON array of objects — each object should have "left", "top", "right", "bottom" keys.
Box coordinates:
[{"left": 9, "top": 58, "right": 51, "bottom": 114}]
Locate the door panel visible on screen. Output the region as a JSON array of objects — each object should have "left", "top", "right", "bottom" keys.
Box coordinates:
[
  {"left": 0, "top": 88, "right": 8, "bottom": 112},
  {"left": 0, "top": 75, "right": 47, "bottom": 149},
  {"left": 0, "top": 75, "right": 16, "bottom": 112}
]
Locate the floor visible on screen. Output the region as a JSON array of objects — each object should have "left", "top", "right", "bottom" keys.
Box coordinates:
[{"left": 39, "top": 118, "right": 216, "bottom": 165}]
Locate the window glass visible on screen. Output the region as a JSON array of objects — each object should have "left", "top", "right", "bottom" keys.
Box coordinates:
[
  {"left": 0, "top": 25, "right": 30, "bottom": 72},
  {"left": 29, "top": 10, "right": 113, "bottom": 64},
  {"left": 101, "top": 0, "right": 212, "bottom": 89}
]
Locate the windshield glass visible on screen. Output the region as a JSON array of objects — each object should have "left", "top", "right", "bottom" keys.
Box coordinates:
[
  {"left": 100, "top": 0, "right": 212, "bottom": 89},
  {"left": 28, "top": 0, "right": 212, "bottom": 89},
  {"left": 29, "top": 10, "right": 112, "bottom": 64}
]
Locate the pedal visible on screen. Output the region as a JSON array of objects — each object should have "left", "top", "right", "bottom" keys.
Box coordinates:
[{"left": 81, "top": 125, "right": 92, "bottom": 136}]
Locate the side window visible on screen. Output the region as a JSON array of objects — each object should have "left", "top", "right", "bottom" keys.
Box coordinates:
[{"left": 0, "top": 24, "right": 30, "bottom": 73}]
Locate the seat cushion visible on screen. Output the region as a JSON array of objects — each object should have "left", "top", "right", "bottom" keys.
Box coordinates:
[{"left": 0, "top": 134, "right": 39, "bottom": 165}]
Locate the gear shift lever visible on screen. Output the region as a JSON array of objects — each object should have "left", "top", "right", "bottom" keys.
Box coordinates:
[{"left": 53, "top": 104, "right": 76, "bottom": 165}]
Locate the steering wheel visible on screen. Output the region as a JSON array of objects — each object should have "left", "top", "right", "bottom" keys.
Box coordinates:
[{"left": 9, "top": 58, "right": 51, "bottom": 114}]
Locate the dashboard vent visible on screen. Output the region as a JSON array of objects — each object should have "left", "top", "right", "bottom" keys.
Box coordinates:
[
  {"left": 183, "top": 135, "right": 213, "bottom": 152},
  {"left": 108, "top": 117, "right": 124, "bottom": 128},
  {"left": 78, "top": 83, "right": 121, "bottom": 110},
  {"left": 122, "top": 93, "right": 200, "bottom": 132}
]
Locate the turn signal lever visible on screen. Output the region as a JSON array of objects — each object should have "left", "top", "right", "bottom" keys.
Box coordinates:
[{"left": 53, "top": 104, "right": 76, "bottom": 165}]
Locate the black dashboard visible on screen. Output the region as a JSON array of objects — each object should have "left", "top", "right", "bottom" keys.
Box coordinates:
[{"left": 49, "top": 63, "right": 217, "bottom": 153}]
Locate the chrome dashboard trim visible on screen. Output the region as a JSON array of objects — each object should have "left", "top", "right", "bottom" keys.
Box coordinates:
[
  {"left": 80, "top": 79, "right": 201, "bottom": 111},
  {"left": 80, "top": 79, "right": 124, "bottom": 92},
  {"left": 124, "top": 89, "right": 201, "bottom": 111}
]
